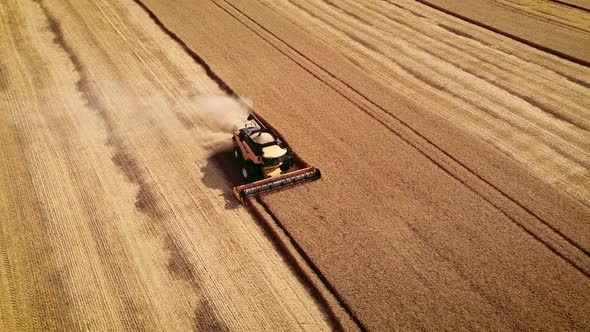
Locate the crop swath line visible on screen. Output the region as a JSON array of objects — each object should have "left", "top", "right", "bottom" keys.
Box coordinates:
[
  {"left": 547, "top": 0, "right": 590, "bottom": 13},
  {"left": 412, "top": 0, "right": 590, "bottom": 67},
  {"left": 466, "top": 0, "right": 590, "bottom": 34},
  {"left": 214, "top": 0, "right": 590, "bottom": 275},
  {"left": 337, "top": 0, "right": 590, "bottom": 132},
  {"left": 248, "top": 197, "right": 365, "bottom": 331},
  {"left": 131, "top": 0, "right": 237, "bottom": 97}
]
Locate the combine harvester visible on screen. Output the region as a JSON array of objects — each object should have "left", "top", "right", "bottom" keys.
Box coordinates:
[{"left": 232, "top": 113, "right": 321, "bottom": 205}]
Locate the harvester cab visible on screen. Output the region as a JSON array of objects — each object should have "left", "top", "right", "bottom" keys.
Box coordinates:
[
  {"left": 233, "top": 114, "right": 291, "bottom": 179},
  {"left": 232, "top": 113, "right": 321, "bottom": 204}
]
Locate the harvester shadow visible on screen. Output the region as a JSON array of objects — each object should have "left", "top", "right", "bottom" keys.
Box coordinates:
[
  {"left": 247, "top": 198, "right": 346, "bottom": 331},
  {"left": 200, "top": 148, "right": 246, "bottom": 210},
  {"left": 200, "top": 150, "right": 345, "bottom": 329},
  {"left": 200, "top": 147, "right": 307, "bottom": 210}
]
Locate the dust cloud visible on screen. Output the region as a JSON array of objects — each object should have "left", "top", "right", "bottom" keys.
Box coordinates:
[
  {"left": 193, "top": 95, "right": 250, "bottom": 133},
  {"left": 192, "top": 95, "right": 251, "bottom": 150}
]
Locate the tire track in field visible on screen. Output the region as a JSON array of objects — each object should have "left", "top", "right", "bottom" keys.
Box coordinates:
[
  {"left": 214, "top": 0, "right": 590, "bottom": 275},
  {"left": 433, "top": 22, "right": 590, "bottom": 89}
]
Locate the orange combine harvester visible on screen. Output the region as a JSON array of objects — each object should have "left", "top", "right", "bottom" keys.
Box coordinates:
[{"left": 231, "top": 113, "right": 321, "bottom": 205}]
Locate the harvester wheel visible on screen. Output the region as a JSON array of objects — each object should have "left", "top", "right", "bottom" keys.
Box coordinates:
[
  {"left": 233, "top": 147, "right": 242, "bottom": 160},
  {"left": 241, "top": 163, "right": 253, "bottom": 180},
  {"left": 280, "top": 158, "right": 292, "bottom": 172}
]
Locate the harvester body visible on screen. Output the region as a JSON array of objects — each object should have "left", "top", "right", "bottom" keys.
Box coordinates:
[{"left": 232, "top": 113, "right": 321, "bottom": 204}]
